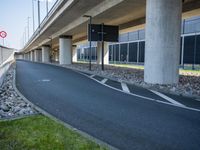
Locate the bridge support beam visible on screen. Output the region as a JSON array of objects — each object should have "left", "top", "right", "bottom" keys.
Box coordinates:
[
  {"left": 59, "top": 36, "right": 72, "bottom": 65},
  {"left": 34, "top": 49, "right": 42, "bottom": 62},
  {"left": 144, "top": 0, "right": 182, "bottom": 84},
  {"left": 42, "top": 46, "right": 50, "bottom": 63},
  {"left": 97, "top": 42, "right": 109, "bottom": 65}
]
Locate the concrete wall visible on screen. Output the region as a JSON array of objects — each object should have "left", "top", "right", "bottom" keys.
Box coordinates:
[
  {"left": 0, "top": 52, "right": 14, "bottom": 87},
  {"left": 0, "top": 46, "right": 15, "bottom": 65}
]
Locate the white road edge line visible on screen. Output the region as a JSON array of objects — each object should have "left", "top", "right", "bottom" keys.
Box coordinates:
[
  {"left": 90, "top": 74, "right": 95, "bottom": 78},
  {"left": 101, "top": 78, "right": 108, "bottom": 84},
  {"left": 76, "top": 71, "right": 200, "bottom": 112},
  {"left": 196, "top": 99, "right": 200, "bottom": 102},
  {"left": 121, "top": 83, "right": 130, "bottom": 93},
  {"left": 150, "top": 90, "right": 185, "bottom": 107}
]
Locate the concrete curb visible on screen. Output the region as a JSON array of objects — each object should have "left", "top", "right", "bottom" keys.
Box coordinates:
[
  {"left": 0, "top": 113, "right": 39, "bottom": 122},
  {"left": 13, "top": 62, "right": 118, "bottom": 150}
]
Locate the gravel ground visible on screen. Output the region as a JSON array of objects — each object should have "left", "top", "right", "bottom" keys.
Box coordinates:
[
  {"left": 62, "top": 63, "right": 200, "bottom": 98},
  {"left": 0, "top": 65, "right": 37, "bottom": 119}
]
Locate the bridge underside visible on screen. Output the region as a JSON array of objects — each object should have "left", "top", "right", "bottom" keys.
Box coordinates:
[{"left": 22, "top": 0, "right": 200, "bottom": 84}]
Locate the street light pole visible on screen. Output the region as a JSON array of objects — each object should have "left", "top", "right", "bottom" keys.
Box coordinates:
[
  {"left": 38, "top": 0, "right": 41, "bottom": 28},
  {"left": 32, "top": 0, "right": 35, "bottom": 32},
  {"left": 101, "top": 23, "right": 104, "bottom": 71},
  {"left": 83, "top": 15, "right": 92, "bottom": 71},
  {"left": 27, "top": 17, "right": 30, "bottom": 40},
  {"left": 46, "top": 0, "right": 49, "bottom": 15},
  {"left": 25, "top": 27, "right": 27, "bottom": 43}
]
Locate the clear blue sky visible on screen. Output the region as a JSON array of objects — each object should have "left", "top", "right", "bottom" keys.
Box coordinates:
[{"left": 0, "top": 0, "right": 56, "bottom": 50}]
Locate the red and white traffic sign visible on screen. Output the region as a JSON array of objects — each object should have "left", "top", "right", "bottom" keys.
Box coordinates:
[{"left": 0, "top": 31, "right": 7, "bottom": 38}]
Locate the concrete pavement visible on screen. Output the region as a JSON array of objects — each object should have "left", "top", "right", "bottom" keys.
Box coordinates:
[{"left": 16, "top": 60, "right": 200, "bottom": 150}]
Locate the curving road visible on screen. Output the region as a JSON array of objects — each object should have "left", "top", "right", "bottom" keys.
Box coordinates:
[{"left": 16, "top": 60, "right": 200, "bottom": 150}]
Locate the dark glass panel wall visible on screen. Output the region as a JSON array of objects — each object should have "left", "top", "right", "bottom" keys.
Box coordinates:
[
  {"left": 120, "top": 43, "right": 128, "bottom": 62},
  {"left": 196, "top": 35, "right": 200, "bottom": 64},
  {"left": 139, "top": 41, "right": 145, "bottom": 63},
  {"left": 183, "top": 36, "right": 195, "bottom": 64},
  {"left": 129, "top": 42, "right": 138, "bottom": 62},
  {"left": 77, "top": 47, "right": 97, "bottom": 62},
  {"left": 109, "top": 45, "right": 113, "bottom": 61},
  {"left": 113, "top": 44, "right": 119, "bottom": 62}
]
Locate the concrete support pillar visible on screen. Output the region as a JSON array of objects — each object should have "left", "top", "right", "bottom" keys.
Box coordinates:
[
  {"left": 72, "top": 45, "right": 77, "bottom": 63},
  {"left": 59, "top": 36, "right": 72, "bottom": 65},
  {"left": 144, "top": 0, "right": 182, "bottom": 84},
  {"left": 31, "top": 51, "right": 34, "bottom": 61},
  {"left": 42, "top": 46, "right": 50, "bottom": 63},
  {"left": 29, "top": 51, "right": 32, "bottom": 61},
  {"left": 34, "top": 49, "right": 41, "bottom": 62},
  {"left": 28, "top": 52, "right": 31, "bottom": 61},
  {"left": 97, "top": 42, "right": 109, "bottom": 65},
  {"left": 55, "top": 51, "right": 59, "bottom": 62},
  {"left": 25, "top": 53, "right": 28, "bottom": 60}
]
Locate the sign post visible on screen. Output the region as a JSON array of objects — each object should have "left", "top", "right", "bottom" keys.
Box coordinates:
[
  {"left": 101, "top": 23, "right": 104, "bottom": 70},
  {"left": 83, "top": 15, "right": 92, "bottom": 71},
  {"left": 0, "top": 31, "right": 7, "bottom": 46},
  {"left": 88, "top": 24, "right": 119, "bottom": 70}
]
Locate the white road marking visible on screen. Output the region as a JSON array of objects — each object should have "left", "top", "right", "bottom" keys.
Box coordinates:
[
  {"left": 121, "top": 83, "right": 130, "bottom": 93},
  {"left": 76, "top": 71, "right": 200, "bottom": 112},
  {"left": 38, "top": 79, "right": 51, "bottom": 82},
  {"left": 101, "top": 78, "right": 108, "bottom": 84},
  {"left": 90, "top": 74, "right": 95, "bottom": 78},
  {"left": 150, "top": 90, "right": 185, "bottom": 107},
  {"left": 196, "top": 99, "right": 200, "bottom": 102}
]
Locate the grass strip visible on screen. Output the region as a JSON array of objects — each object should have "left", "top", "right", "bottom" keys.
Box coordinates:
[{"left": 0, "top": 115, "right": 107, "bottom": 150}]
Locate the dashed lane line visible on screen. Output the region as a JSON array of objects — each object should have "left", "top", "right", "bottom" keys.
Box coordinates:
[
  {"left": 121, "top": 83, "right": 130, "bottom": 93},
  {"left": 150, "top": 90, "right": 185, "bottom": 107},
  {"left": 75, "top": 70, "right": 200, "bottom": 112},
  {"left": 90, "top": 74, "right": 96, "bottom": 78},
  {"left": 101, "top": 78, "right": 108, "bottom": 84}
]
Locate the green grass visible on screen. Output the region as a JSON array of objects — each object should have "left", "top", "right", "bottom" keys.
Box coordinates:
[
  {"left": 111, "top": 64, "right": 200, "bottom": 72},
  {"left": 109, "top": 64, "right": 144, "bottom": 70},
  {"left": 0, "top": 115, "right": 107, "bottom": 150}
]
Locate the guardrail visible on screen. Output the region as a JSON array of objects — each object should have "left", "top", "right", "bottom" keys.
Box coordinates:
[
  {"left": 0, "top": 53, "right": 14, "bottom": 87},
  {"left": 23, "top": 0, "right": 61, "bottom": 50}
]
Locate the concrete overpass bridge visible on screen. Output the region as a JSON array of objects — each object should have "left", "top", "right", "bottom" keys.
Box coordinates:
[{"left": 20, "top": 0, "right": 200, "bottom": 84}]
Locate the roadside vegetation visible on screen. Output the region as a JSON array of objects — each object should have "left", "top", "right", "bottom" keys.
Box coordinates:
[
  {"left": 0, "top": 115, "right": 106, "bottom": 150},
  {"left": 109, "top": 64, "right": 200, "bottom": 75}
]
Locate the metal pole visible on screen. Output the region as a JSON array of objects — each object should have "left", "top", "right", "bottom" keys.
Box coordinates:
[
  {"left": 1, "top": 47, "right": 3, "bottom": 64},
  {"left": 27, "top": 17, "right": 30, "bottom": 40},
  {"left": 182, "top": 19, "right": 185, "bottom": 69},
  {"left": 32, "top": 0, "right": 35, "bottom": 32},
  {"left": 38, "top": 0, "right": 40, "bottom": 28},
  {"left": 46, "top": 0, "right": 49, "bottom": 15},
  {"left": 25, "top": 28, "right": 27, "bottom": 43},
  {"left": 181, "top": 36, "right": 185, "bottom": 68},
  {"left": 193, "top": 34, "right": 197, "bottom": 70},
  {"left": 83, "top": 15, "right": 93, "bottom": 70},
  {"left": 101, "top": 23, "right": 104, "bottom": 71},
  {"left": 89, "top": 16, "right": 92, "bottom": 71}
]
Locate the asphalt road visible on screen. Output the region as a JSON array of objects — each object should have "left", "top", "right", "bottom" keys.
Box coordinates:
[{"left": 16, "top": 60, "right": 200, "bottom": 150}]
